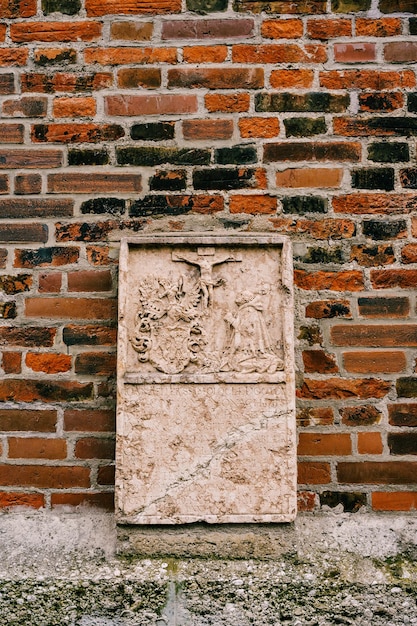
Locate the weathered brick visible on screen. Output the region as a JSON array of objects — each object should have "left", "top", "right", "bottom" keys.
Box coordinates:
[
  {"left": 362, "top": 220, "right": 407, "bottom": 240},
  {"left": 261, "top": 18, "right": 303, "bottom": 39},
  {"left": 193, "top": 168, "right": 266, "bottom": 190},
  {"left": 388, "top": 433, "right": 417, "bottom": 455},
  {"left": 388, "top": 404, "right": 417, "bottom": 427},
  {"left": 48, "top": 173, "right": 141, "bottom": 193},
  {"left": 371, "top": 269, "right": 417, "bottom": 289},
  {"left": 264, "top": 142, "right": 361, "bottom": 162},
  {"left": 359, "top": 93, "right": 404, "bottom": 113},
  {"left": 239, "top": 117, "right": 280, "bottom": 138},
  {"left": 0, "top": 175, "right": 9, "bottom": 194},
  {"left": 294, "top": 269, "right": 364, "bottom": 291},
  {"left": 335, "top": 116, "right": 417, "bottom": 137},
  {"left": 284, "top": 117, "right": 326, "bottom": 138},
  {"left": 234, "top": 0, "right": 326, "bottom": 14},
  {"left": 358, "top": 297, "right": 409, "bottom": 318},
  {"left": 3, "top": 97, "right": 47, "bottom": 118},
  {"left": 397, "top": 378, "right": 417, "bottom": 398},
  {"left": 162, "top": 18, "right": 254, "bottom": 39},
  {"left": 187, "top": 0, "right": 227, "bottom": 11},
  {"left": 298, "top": 462, "right": 331, "bottom": 485},
  {"left": 106, "top": 94, "right": 197, "bottom": 116},
  {"left": 256, "top": 92, "right": 348, "bottom": 113},
  {"left": 340, "top": 405, "right": 382, "bottom": 426},
  {"left": 0, "top": 274, "right": 32, "bottom": 295},
  {"left": 401, "top": 244, "right": 417, "bottom": 264},
  {"left": 298, "top": 324, "right": 323, "bottom": 346},
  {"left": 42, "top": 0, "right": 81, "bottom": 14},
  {"left": 305, "top": 300, "right": 350, "bottom": 319},
  {"left": 55, "top": 221, "right": 123, "bottom": 242},
  {"left": 86, "top": 246, "right": 111, "bottom": 266},
  {"left": 63, "top": 325, "right": 116, "bottom": 346},
  {"left": 331, "top": 325, "right": 417, "bottom": 347},
  {"left": 130, "top": 195, "right": 223, "bottom": 216},
  {"left": 10, "top": 21, "right": 101, "bottom": 42},
  {"left": 0, "top": 50, "right": 29, "bottom": 66},
  {"left": 117, "top": 68, "right": 161, "bottom": 89},
  {"left": 367, "top": 142, "right": 409, "bottom": 162},
  {"left": 302, "top": 350, "right": 338, "bottom": 374},
  {"left": 270, "top": 218, "right": 355, "bottom": 239},
  {"left": 75, "top": 352, "right": 116, "bottom": 376},
  {"left": 0, "top": 75, "right": 15, "bottom": 95},
  {"left": 334, "top": 42, "right": 375, "bottom": 63},
  {"left": 0, "top": 379, "right": 93, "bottom": 403},
  {"left": 0, "top": 0, "right": 37, "bottom": 18},
  {"left": 22, "top": 72, "right": 113, "bottom": 93},
  {"left": 400, "top": 168, "right": 417, "bottom": 189},
  {"left": 34, "top": 48, "right": 77, "bottom": 66},
  {"left": 14, "top": 174, "right": 42, "bottom": 195},
  {"left": 214, "top": 146, "right": 257, "bottom": 165},
  {"left": 81, "top": 198, "right": 126, "bottom": 216},
  {"left": 168, "top": 68, "right": 264, "bottom": 89},
  {"left": 0, "top": 492, "right": 44, "bottom": 509},
  {"left": 298, "top": 378, "right": 390, "bottom": 400},
  {"left": 85, "top": 0, "right": 181, "bottom": 14},
  {"left": 331, "top": 0, "right": 370, "bottom": 11},
  {"left": 282, "top": 196, "right": 327, "bottom": 214},
  {"left": 32, "top": 123, "right": 124, "bottom": 143},
  {"left": 352, "top": 168, "right": 394, "bottom": 191},
  {"left": 297, "top": 407, "right": 334, "bottom": 427},
  {"left": 339, "top": 462, "right": 417, "bottom": 484},
  {"left": 320, "top": 491, "right": 366, "bottom": 512},
  {"left": 0, "top": 125, "right": 24, "bottom": 144},
  {"left": 0, "top": 303, "right": 17, "bottom": 320},
  {"left": 117, "top": 147, "right": 210, "bottom": 166},
  {"left": 14, "top": 247, "right": 79, "bottom": 268},
  {"left": 150, "top": 170, "right": 187, "bottom": 192},
  {"left": 343, "top": 350, "right": 406, "bottom": 374}
]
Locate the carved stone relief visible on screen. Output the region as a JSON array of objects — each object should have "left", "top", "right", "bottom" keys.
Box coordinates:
[{"left": 117, "top": 234, "right": 296, "bottom": 524}]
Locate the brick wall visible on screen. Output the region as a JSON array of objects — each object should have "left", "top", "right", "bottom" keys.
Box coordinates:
[{"left": 0, "top": 0, "right": 416, "bottom": 514}]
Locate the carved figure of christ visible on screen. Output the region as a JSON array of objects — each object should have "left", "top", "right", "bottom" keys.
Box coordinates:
[{"left": 172, "top": 247, "right": 241, "bottom": 308}]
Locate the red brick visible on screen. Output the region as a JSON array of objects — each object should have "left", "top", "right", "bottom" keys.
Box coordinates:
[
  {"left": 298, "top": 461, "right": 331, "bottom": 484},
  {"left": 8, "top": 437, "right": 67, "bottom": 459},
  {"left": 0, "top": 492, "right": 44, "bottom": 509},
  {"left": 298, "top": 378, "right": 391, "bottom": 400},
  {"left": 334, "top": 43, "right": 376, "bottom": 63},
  {"left": 110, "top": 21, "right": 153, "bottom": 40},
  {"left": 0, "top": 124, "right": 24, "bottom": 143},
  {"left": 298, "top": 433, "right": 351, "bottom": 456},
  {"left": 0, "top": 0, "right": 37, "bottom": 17},
  {"left": 294, "top": 269, "right": 364, "bottom": 291},
  {"left": 297, "top": 491, "right": 318, "bottom": 512},
  {"left": 338, "top": 462, "right": 417, "bottom": 485},
  {"left": 0, "top": 409, "right": 56, "bottom": 432},
  {"left": 276, "top": 168, "right": 342, "bottom": 188},
  {"left": 297, "top": 407, "right": 334, "bottom": 427},
  {"left": 305, "top": 300, "right": 351, "bottom": 319},
  {"left": 162, "top": 18, "right": 254, "bottom": 39},
  {"left": 356, "top": 17, "right": 401, "bottom": 37},
  {"left": 358, "top": 433, "right": 383, "bottom": 455},
  {"left": 333, "top": 193, "right": 417, "bottom": 214},
  {"left": 67, "top": 270, "right": 113, "bottom": 292},
  {"left": 320, "top": 69, "right": 415, "bottom": 90},
  {"left": 14, "top": 174, "right": 42, "bottom": 195},
  {"left": 303, "top": 350, "right": 338, "bottom": 374},
  {"left": 39, "top": 273, "right": 62, "bottom": 293},
  {"left": 0, "top": 465, "right": 90, "bottom": 488},
  {"left": 183, "top": 46, "right": 228, "bottom": 63},
  {"left": 261, "top": 19, "right": 303, "bottom": 39},
  {"left": 385, "top": 42, "right": 417, "bottom": 63},
  {"left": 26, "top": 352, "right": 72, "bottom": 374},
  {"left": 10, "top": 21, "right": 101, "bottom": 42},
  {"left": 340, "top": 405, "right": 382, "bottom": 426},
  {"left": 22, "top": 72, "right": 113, "bottom": 93},
  {"left": 0, "top": 379, "right": 93, "bottom": 402},
  {"left": 239, "top": 117, "right": 280, "bottom": 138},
  {"left": 270, "top": 217, "right": 355, "bottom": 239},
  {"left": 74, "top": 437, "right": 115, "bottom": 459},
  {"left": 85, "top": 0, "right": 181, "bottom": 15},
  {"left": 167, "top": 68, "right": 264, "bottom": 90},
  {"left": 388, "top": 404, "right": 417, "bottom": 427},
  {"left": 205, "top": 93, "right": 250, "bottom": 113},
  {"left": 74, "top": 352, "right": 116, "bottom": 376},
  {"left": 53, "top": 97, "right": 96, "bottom": 118},
  {"left": 51, "top": 492, "right": 114, "bottom": 510},
  {"left": 48, "top": 173, "right": 141, "bottom": 193},
  {"left": 230, "top": 195, "right": 277, "bottom": 214},
  {"left": 232, "top": 44, "right": 326, "bottom": 63},
  {"left": 106, "top": 94, "right": 197, "bottom": 116},
  {"left": 371, "top": 270, "right": 417, "bottom": 290},
  {"left": 0, "top": 327, "right": 56, "bottom": 347},
  {"left": 183, "top": 119, "right": 234, "bottom": 141},
  {"left": 402, "top": 244, "right": 417, "bottom": 264},
  {"left": 372, "top": 491, "right": 417, "bottom": 511},
  {"left": 343, "top": 351, "right": 406, "bottom": 374},
  {"left": 84, "top": 47, "right": 176, "bottom": 65},
  {"left": 32, "top": 123, "right": 124, "bottom": 143},
  {"left": 0, "top": 50, "right": 28, "bottom": 66},
  {"left": 270, "top": 69, "right": 314, "bottom": 88},
  {"left": 331, "top": 324, "right": 417, "bottom": 347},
  {"left": 64, "top": 409, "right": 115, "bottom": 432},
  {"left": 25, "top": 297, "right": 116, "bottom": 320},
  {"left": 307, "top": 18, "right": 351, "bottom": 39},
  {"left": 117, "top": 68, "right": 161, "bottom": 89},
  {"left": 2, "top": 352, "right": 21, "bottom": 374}
]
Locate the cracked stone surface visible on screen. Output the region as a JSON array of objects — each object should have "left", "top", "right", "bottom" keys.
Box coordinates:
[{"left": 116, "top": 234, "right": 296, "bottom": 524}]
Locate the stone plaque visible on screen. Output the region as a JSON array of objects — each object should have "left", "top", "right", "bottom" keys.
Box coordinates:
[{"left": 117, "top": 234, "right": 296, "bottom": 524}]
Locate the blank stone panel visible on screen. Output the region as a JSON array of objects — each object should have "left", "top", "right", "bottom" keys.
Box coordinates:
[{"left": 116, "top": 234, "right": 296, "bottom": 524}]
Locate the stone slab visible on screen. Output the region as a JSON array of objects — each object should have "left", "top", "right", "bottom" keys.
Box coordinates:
[{"left": 116, "top": 234, "right": 296, "bottom": 524}]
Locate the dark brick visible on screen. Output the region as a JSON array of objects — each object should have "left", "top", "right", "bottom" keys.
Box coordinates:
[
  {"left": 297, "top": 247, "right": 344, "bottom": 264},
  {"left": 0, "top": 302, "right": 17, "bottom": 319},
  {"left": 256, "top": 92, "right": 349, "bottom": 113},
  {"left": 130, "top": 122, "right": 175, "bottom": 141},
  {"left": 368, "top": 142, "right": 409, "bottom": 163},
  {"left": 410, "top": 18, "right": 417, "bottom": 34},
  {"left": 0, "top": 199, "right": 72, "bottom": 219},
  {"left": 63, "top": 325, "right": 116, "bottom": 346},
  {"left": 352, "top": 168, "right": 395, "bottom": 191},
  {"left": 338, "top": 461, "right": 417, "bottom": 484},
  {"left": 381, "top": 0, "right": 417, "bottom": 13},
  {"left": 14, "top": 247, "right": 79, "bottom": 268},
  {"left": 186, "top": 0, "right": 228, "bottom": 12},
  {"left": 0, "top": 224, "right": 48, "bottom": 243},
  {"left": 42, "top": 0, "right": 81, "bottom": 13},
  {"left": 332, "top": 0, "right": 370, "bottom": 9},
  {"left": 81, "top": 198, "right": 126, "bottom": 216},
  {"left": 75, "top": 352, "right": 116, "bottom": 376},
  {"left": 149, "top": 171, "right": 187, "bottom": 191},
  {"left": 340, "top": 405, "right": 382, "bottom": 426},
  {"left": 234, "top": 0, "right": 326, "bottom": 13},
  {"left": 264, "top": 142, "right": 361, "bottom": 162},
  {"left": 284, "top": 117, "right": 326, "bottom": 137},
  {"left": 282, "top": 196, "right": 327, "bottom": 214},
  {"left": 389, "top": 404, "right": 417, "bottom": 427},
  {"left": 214, "top": 145, "right": 257, "bottom": 165},
  {"left": 350, "top": 244, "right": 395, "bottom": 267},
  {"left": 129, "top": 196, "right": 194, "bottom": 217},
  {"left": 359, "top": 93, "right": 404, "bottom": 113},
  {"left": 0, "top": 75, "right": 15, "bottom": 96},
  {"left": 193, "top": 168, "right": 263, "bottom": 190},
  {"left": 400, "top": 169, "right": 417, "bottom": 189},
  {"left": 0, "top": 327, "right": 56, "bottom": 347},
  {"left": 68, "top": 149, "right": 109, "bottom": 166},
  {"left": 0, "top": 275, "right": 32, "bottom": 295},
  {"left": 389, "top": 433, "right": 417, "bottom": 455},
  {"left": 362, "top": 220, "right": 407, "bottom": 240},
  {"left": 298, "top": 325, "right": 323, "bottom": 346},
  {"left": 397, "top": 378, "right": 417, "bottom": 398},
  {"left": 358, "top": 297, "right": 409, "bottom": 317},
  {"left": 116, "top": 147, "right": 210, "bottom": 166},
  {"left": 320, "top": 491, "right": 367, "bottom": 513}
]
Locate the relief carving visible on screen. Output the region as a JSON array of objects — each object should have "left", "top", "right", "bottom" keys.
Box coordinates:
[{"left": 130, "top": 247, "right": 283, "bottom": 375}]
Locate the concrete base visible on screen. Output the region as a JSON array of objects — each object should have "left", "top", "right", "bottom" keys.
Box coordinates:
[{"left": 1, "top": 510, "right": 417, "bottom": 625}]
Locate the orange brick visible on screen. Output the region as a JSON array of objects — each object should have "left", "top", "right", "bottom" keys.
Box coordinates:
[
  {"left": 276, "top": 168, "right": 342, "bottom": 188},
  {"left": 298, "top": 377, "right": 391, "bottom": 400},
  {"left": 343, "top": 350, "right": 406, "bottom": 374},
  {"left": 239, "top": 117, "right": 279, "bottom": 138},
  {"left": 261, "top": 19, "right": 303, "bottom": 39},
  {"left": 0, "top": 50, "right": 28, "bottom": 67},
  {"left": 372, "top": 491, "right": 417, "bottom": 511},
  {"left": 26, "top": 352, "right": 72, "bottom": 374},
  {"left": 307, "top": 18, "right": 351, "bottom": 40},
  {"left": 233, "top": 44, "right": 326, "bottom": 64},
  {"left": 0, "top": 492, "right": 44, "bottom": 509},
  {"left": 2, "top": 352, "right": 21, "bottom": 374},
  {"left": 294, "top": 269, "right": 364, "bottom": 291},
  {"left": 320, "top": 69, "right": 415, "bottom": 90},
  {"left": 205, "top": 93, "right": 250, "bottom": 113},
  {"left": 230, "top": 194, "right": 277, "bottom": 214},
  {"left": 53, "top": 97, "right": 96, "bottom": 118},
  {"left": 85, "top": 0, "right": 181, "bottom": 15},
  {"left": 10, "top": 22, "right": 102, "bottom": 42},
  {"left": 358, "top": 433, "right": 383, "bottom": 455},
  {"left": 84, "top": 47, "right": 176, "bottom": 65},
  {"left": 183, "top": 46, "right": 227, "bottom": 63},
  {"left": 33, "top": 48, "right": 77, "bottom": 64},
  {"left": 270, "top": 68, "right": 314, "bottom": 88},
  {"left": 356, "top": 18, "right": 401, "bottom": 37},
  {"left": 8, "top": 437, "right": 67, "bottom": 459},
  {"left": 298, "top": 433, "right": 351, "bottom": 456}
]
